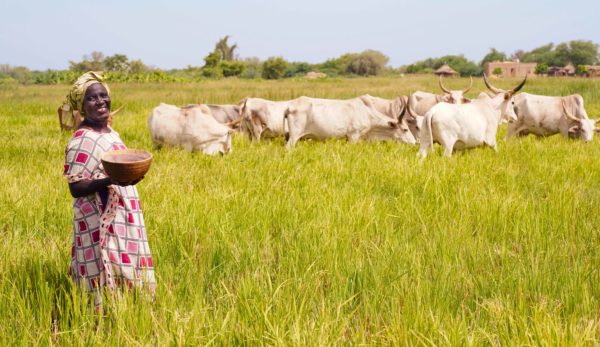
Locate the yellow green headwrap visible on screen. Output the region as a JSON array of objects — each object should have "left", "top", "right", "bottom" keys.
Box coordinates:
[{"left": 66, "top": 71, "right": 110, "bottom": 116}]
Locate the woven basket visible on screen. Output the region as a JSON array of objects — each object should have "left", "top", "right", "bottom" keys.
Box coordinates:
[{"left": 101, "top": 149, "right": 152, "bottom": 183}]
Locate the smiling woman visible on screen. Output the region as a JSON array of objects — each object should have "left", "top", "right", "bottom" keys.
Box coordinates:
[{"left": 62, "top": 71, "right": 156, "bottom": 309}]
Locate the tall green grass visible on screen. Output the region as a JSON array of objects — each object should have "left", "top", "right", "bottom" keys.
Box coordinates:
[{"left": 0, "top": 75, "right": 599, "bottom": 345}]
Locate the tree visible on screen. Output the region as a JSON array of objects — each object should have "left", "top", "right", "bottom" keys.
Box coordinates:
[
  {"left": 492, "top": 67, "right": 503, "bottom": 76},
  {"left": 480, "top": 48, "right": 507, "bottom": 66},
  {"left": 565, "top": 40, "right": 599, "bottom": 66},
  {"left": 511, "top": 49, "right": 525, "bottom": 61},
  {"left": 128, "top": 60, "right": 149, "bottom": 74},
  {"left": 346, "top": 50, "right": 389, "bottom": 76},
  {"left": 262, "top": 57, "right": 288, "bottom": 79},
  {"left": 521, "top": 43, "right": 555, "bottom": 65},
  {"left": 104, "top": 54, "right": 129, "bottom": 72},
  {"left": 535, "top": 63, "right": 548, "bottom": 75},
  {"left": 240, "top": 57, "right": 262, "bottom": 79},
  {"left": 69, "top": 51, "right": 105, "bottom": 72},
  {"left": 214, "top": 35, "right": 238, "bottom": 61}
]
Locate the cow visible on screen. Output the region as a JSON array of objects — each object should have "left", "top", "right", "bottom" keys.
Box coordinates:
[
  {"left": 503, "top": 92, "right": 599, "bottom": 142},
  {"left": 284, "top": 96, "right": 416, "bottom": 149},
  {"left": 58, "top": 104, "right": 123, "bottom": 131},
  {"left": 207, "top": 104, "right": 242, "bottom": 128},
  {"left": 148, "top": 103, "right": 234, "bottom": 155},
  {"left": 358, "top": 94, "right": 418, "bottom": 139},
  {"left": 239, "top": 98, "right": 291, "bottom": 141},
  {"left": 418, "top": 74, "right": 527, "bottom": 158},
  {"left": 406, "top": 76, "right": 473, "bottom": 140}
]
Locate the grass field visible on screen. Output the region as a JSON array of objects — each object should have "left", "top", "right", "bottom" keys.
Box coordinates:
[{"left": 1, "top": 75, "right": 599, "bottom": 345}]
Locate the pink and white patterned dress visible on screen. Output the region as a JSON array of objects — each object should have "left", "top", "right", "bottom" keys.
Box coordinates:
[{"left": 64, "top": 128, "right": 156, "bottom": 306}]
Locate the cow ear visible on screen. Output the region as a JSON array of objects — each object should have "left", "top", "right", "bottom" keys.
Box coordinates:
[
  {"left": 594, "top": 128, "right": 600, "bottom": 134},
  {"left": 568, "top": 125, "right": 580, "bottom": 134}
]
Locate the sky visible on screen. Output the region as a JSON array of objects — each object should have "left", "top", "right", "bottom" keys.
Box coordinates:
[{"left": 1, "top": 0, "right": 599, "bottom": 71}]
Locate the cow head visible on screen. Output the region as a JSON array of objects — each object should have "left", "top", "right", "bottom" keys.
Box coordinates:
[
  {"left": 483, "top": 74, "right": 527, "bottom": 123},
  {"left": 439, "top": 76, "right": 472, "bottom": 104},
  {"left": 562, "top": 99, "right": 598, "bottom": 142}
]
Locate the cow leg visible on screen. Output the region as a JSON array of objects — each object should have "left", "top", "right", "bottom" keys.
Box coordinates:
[
  {"left": 347, "top": 132, "right": 361, "bottom": 144},
  {"left": 443, "top": 146, "right": 454, "bottom": 157}
]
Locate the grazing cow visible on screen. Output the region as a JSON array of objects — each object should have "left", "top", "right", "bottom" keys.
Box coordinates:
[
  {"left": 239, "top": 98, "right": 291, "bottom": 141},
  {"left": 406, "top": 76, "right": 473, "bottom": 139},
  {"left": 418, "top": 74, "right": 527, "bottom": 158},
  {"left": 284, "top": 96, "right": 416, "bottom": 149},
  {"left": 148, "top": 103, "right": 233, "bottom": 155},
  {"left": 502, "top": 92, "right": 599, "bottom": 142},
  {"left": 58, "top": 104, "right": 123, "bottom": 131},
  {"left": 206, "top": 104, "right": 242, "bottom": 128},
  {"left": 359, "top": 94, "right": 420, "bottom": 142}
]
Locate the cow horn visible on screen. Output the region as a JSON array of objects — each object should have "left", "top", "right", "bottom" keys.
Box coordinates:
[
  {"left": 562, "top": 99, "right": 581, "bottom": 123},
  {"left": 227, "top": 116, "right": 243, "bottom": 128},
  {"left": 438, "top": 75, "right": 451, "bottom": 94},
  {"left": 483, "top": 73, "right": 504, "bottom": 94},
  {"left": 510, "top": 74, "right": 527, "bottom": 94},
  {"left": 463, "top": 76, "right": 473, "bottom": 94},
  {"left": 110, "top": 105, "right": 125, "bottom": 116},
  {"left": 406, "top": 95, "right": 421, "bottom": 118}
]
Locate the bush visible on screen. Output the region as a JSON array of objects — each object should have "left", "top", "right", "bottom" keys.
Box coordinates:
[
  {"left": 492, "top": 67, "right": 503, "bottom": 76},
  {"left": 535, "top": 63, "right": 548, "bottom": 75},
  {"left": 262, "top": 57, "right": 288, "bottom": 79},
  {"left": 346, "top": 50, "right": 389, "bottom": 76},
  {"left": 220, "top": 60, "right": 246, "bottom": 77}
]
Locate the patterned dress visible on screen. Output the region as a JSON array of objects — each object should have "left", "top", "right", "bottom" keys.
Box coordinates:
[{"left": 64, "top": 128, "right": 156, "bottom": 306}]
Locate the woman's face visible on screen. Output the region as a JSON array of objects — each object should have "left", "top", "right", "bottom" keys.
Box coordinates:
[{"left": 83, "top": 83, "right": 111, "bottom": 124}]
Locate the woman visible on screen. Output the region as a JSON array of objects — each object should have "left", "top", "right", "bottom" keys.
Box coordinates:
[{"left": 63, "top": 72, "right": 156, "bottom": 307}]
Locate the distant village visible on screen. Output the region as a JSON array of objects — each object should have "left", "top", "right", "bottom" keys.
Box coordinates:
[{"left": 434, "top": 61, "right": 600, "bottom": 78}]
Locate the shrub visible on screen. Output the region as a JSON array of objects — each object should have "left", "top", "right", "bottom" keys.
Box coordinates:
[{"left": 262, "top": 57, "right": 288, "bottom": 79}]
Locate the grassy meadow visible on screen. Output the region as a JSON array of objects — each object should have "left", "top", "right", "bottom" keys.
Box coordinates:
[{"left": 1, "top": 75, "right": 600, "bottom": 345}]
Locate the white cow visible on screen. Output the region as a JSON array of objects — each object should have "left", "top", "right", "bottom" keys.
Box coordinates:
[
  {"left": 148, "top": 103, "right": 233, "bottom": 155},
  {"left": 406, "top": 76, "right": 473, "bottom": 139},
  {"left": 239, "top": 98, "right": 291, "bottom": 141},
  {"left": 284, "top": 96, "right": 416, "bottom": 149},
  {"left": 504, "top": 93, "right": 599, "bottom": 142},
  {"left": 418, "top": 75, "right": 527, "bottom": 158},
  {"left": 358, "top": 94, "right": 417, "bottom": 140}
]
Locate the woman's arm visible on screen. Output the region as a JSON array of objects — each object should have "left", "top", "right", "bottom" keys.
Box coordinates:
[
  {"left": 68, "top": 176, "right": 145, "bottom": 198},
  {"left": 68, "top": 177, "right": 112, "bottom": 198}
]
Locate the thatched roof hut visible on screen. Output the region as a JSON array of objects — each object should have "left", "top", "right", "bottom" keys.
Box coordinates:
[{"left": 434, "top": 64, "right": 458, "bottom": 77}]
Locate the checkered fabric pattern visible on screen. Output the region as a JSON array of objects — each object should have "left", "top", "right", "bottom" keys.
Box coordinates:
[{"left": 64, "top": 128, "right": 156, "bottom": 306}]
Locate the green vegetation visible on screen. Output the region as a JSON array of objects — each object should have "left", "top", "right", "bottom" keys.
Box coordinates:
[
  {"left": 2, "top": 39, "right": 599, "bottom": 85},
  {"left": 1, "top": 76, "right": 599, "bottom": 345}
]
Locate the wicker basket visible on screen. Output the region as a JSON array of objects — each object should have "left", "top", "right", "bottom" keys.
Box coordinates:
[{"left": 101, "top": 149, "right": 152, "bottom": 183}]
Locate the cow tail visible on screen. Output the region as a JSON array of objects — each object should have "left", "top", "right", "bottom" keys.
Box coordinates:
[
  {"left": 420, "top": 111, "right": 434, "bottom": 152},
  {"left": 428, "top": 112, "right": 434, "bottom": 151}
]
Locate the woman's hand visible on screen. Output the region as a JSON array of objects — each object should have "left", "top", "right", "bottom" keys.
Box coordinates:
[{"left": 110, "top": 176, "right": 144, "bottom": 187}]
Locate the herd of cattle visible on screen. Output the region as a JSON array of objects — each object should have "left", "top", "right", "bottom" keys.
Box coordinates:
[{"left": 58, "top": 75, "right": 600, "bottom": 157}]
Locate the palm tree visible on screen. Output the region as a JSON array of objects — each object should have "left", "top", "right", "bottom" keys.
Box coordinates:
[{"left": 214, "top": 35, "right": 238, "bottom": 61}]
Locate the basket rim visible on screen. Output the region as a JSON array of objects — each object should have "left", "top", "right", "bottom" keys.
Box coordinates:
[{"left": 101, "top": 149, "right": 153, "bottom": 164}]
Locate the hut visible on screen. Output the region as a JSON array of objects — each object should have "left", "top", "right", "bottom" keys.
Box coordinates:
[
  {"left": 434, "top": 64, "right": 458, "bottom": 77},
  {"left": 548, "top": 64, "right": 575, "bottom": 77}
]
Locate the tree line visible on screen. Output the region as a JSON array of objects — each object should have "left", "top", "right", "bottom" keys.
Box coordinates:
[{"left": 1, "top": 37, "right": 598, "bottom": 85}]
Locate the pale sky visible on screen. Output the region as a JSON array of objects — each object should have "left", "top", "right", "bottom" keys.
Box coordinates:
[{"left": 1, "top": 0, "right": 598, "bottom": 70}]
